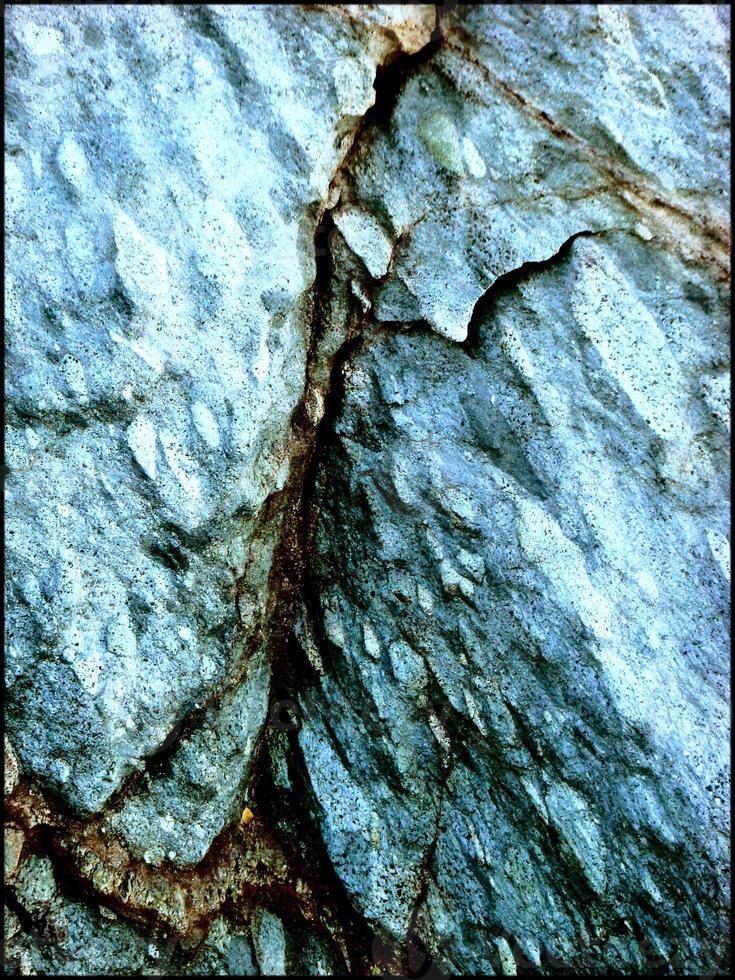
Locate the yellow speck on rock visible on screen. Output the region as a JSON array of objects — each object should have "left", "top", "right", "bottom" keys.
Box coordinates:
[{"left": 240, "top": 807, "right": 254, "bottom": 826}]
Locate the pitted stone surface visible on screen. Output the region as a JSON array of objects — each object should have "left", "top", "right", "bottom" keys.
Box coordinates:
[
  {"left": 4, "top": 2, "right": 432, "bottom": 813},
  {"left": 4, "top": 4, "right": 729, "bottom": 976},
  {"left": 306, "top": 230, "right": 729, "bottom": 971}
]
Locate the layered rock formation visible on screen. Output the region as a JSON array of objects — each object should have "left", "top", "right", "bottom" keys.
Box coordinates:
[{"left": 5, "top": 4, "right": 730, "bottom": 976}]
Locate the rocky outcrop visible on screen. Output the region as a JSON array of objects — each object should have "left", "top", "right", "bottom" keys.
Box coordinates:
[{"left": 5, "top": 4, "right": 730, "bottom": 976}]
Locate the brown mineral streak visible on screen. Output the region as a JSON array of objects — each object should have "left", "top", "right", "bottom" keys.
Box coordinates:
[
  {"left": 2, "top": 11, "right": 445, "bottom": 966},
  {"left": 312, "top": 4, "right": 437, "bottom": 57},
  {"left": 6, "top": 780, "right": 347, "bottom": 958},
  {"left": 6, "top": 3, "right": 728, "bottom": 973},
  {"left": 444, "top": 21, "right": 731, "bottom": 281}
]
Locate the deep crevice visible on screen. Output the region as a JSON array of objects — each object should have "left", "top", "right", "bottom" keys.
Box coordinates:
[
  {"left": 6, "top": 7, "right": 475, "bottom": 973},
  {"left": 234, "top": 16, "right": 459, "bottom": 969}
]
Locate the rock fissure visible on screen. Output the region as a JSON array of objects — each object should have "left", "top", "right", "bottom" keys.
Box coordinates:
[{"left": 460, "top": 226, "right": 631, "bottom": 357}]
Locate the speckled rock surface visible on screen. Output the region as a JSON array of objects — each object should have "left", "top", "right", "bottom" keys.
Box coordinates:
[
  {"left": 305, "top": 230, "right": 729, "bottom": 972},
  {"left": 4, "top": 0, "right": 433, "bottom": 816},
  {"left": 7, "top": 856, "right": 161, "bottom": 976},
  {"left": 4, "top": 3, "right": 730, "bottom": 976}
]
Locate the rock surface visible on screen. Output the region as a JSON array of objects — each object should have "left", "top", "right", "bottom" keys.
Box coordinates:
[
  {"left": 4, "top": 3, "right": 730, "bottom": 977},
  {"left": 306, "top": 230, "right": 729, "bottom": 973},
  {"left": 4, "top": 0, "right": 433, "bottom": 815}
]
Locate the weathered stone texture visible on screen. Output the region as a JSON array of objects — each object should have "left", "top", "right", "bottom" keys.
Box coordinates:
[{"left": 4, "top": 3, "right": 729, "bottom": 976}]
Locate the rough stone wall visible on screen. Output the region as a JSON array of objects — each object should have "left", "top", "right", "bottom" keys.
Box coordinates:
[{"left": 4, "top": 4, "right": 730, "bottom": 976}]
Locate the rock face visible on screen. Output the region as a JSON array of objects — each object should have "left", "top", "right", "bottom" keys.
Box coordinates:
[
  {"left": 305, "top": 230, "right": 730, "bottom": 973},
  {"left": 5, "top": 0, "right": 434, "bottom": 816},
  {"left": 4, "top": 4, "right": 730, "bottom": 977}
]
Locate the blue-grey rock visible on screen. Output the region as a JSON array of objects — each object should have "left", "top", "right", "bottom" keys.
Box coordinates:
[
  {"left": 4, "top": 3, "right": 729, "bottom": 977},
  {"left": 305, "top": 229, "right": 729, "bottom": 972},
  {"left": 4, "top": 0, "right": 434, "bottom": 815},
  {"left": 186, "top": 916, "right": 258, "bottom": 976},
  {"left": 250, "top": 906, "right": 346, "bottom": 976},
  {"left": 7, "top": 856, "right": 167, "bottom": 976}
]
